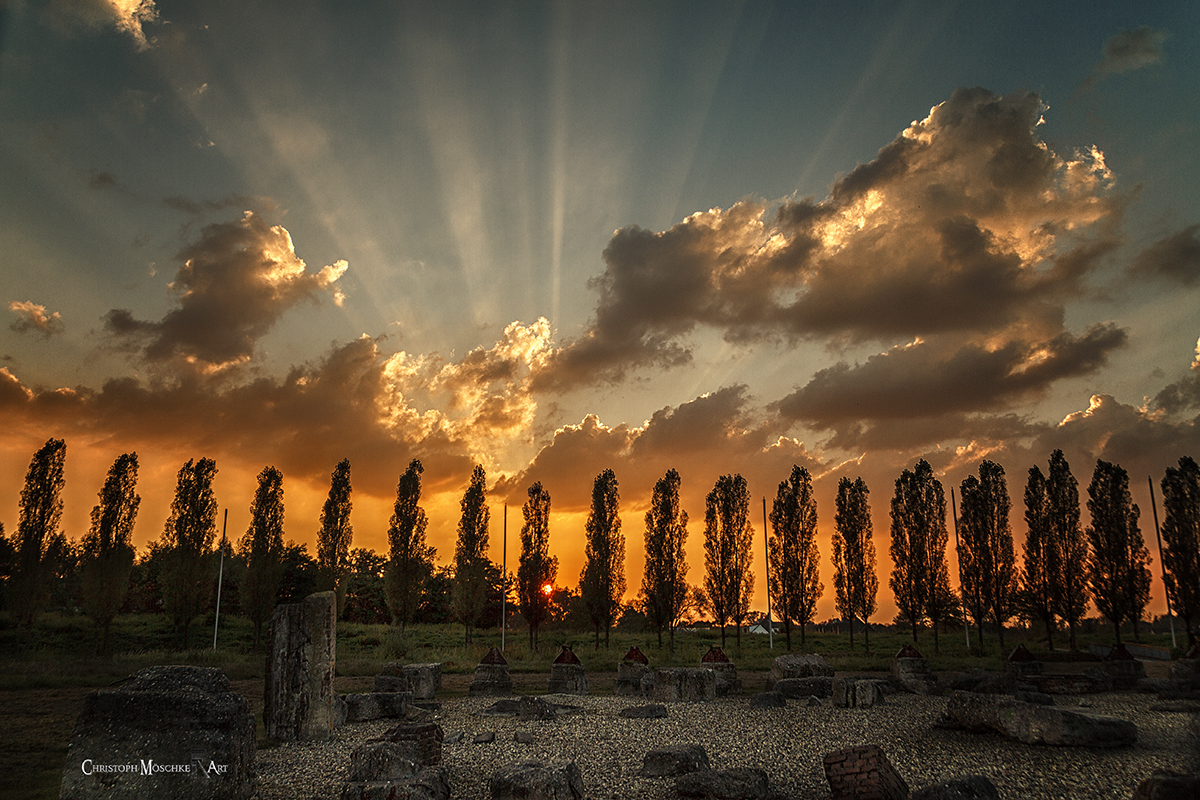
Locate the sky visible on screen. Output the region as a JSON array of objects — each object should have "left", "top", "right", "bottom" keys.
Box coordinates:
[{"left": 1, "top": 0, "right": 1198, "bottom": 624}]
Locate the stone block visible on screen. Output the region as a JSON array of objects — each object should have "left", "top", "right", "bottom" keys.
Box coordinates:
[
  {"left": 340, "top": 766, "right": 450, "bottom": 800},
  {"left": 489, "top": 760, "right": 584, "bottom": 800},
  {"left": 833, "top": 678, "right": 884, "bottom": 709},
  {"left": 651, "top": 668, "right": 717, "bottom": 702},
  {"left": 376, "top": 722, "right": 444, "bottom": 767},
  {"left": 774, "top": 676, "right": 834, "bottom": 699},
  {"left": 343, "top": 692, "right": 413, "bottom": 723},
  {"left": 618, "top": 703, "right": 668, "bottom": 719},
  {"left": 750, "top": 691, "right": 786, "bottom": 708},
  {"left": 1131, "top": 770, "right": 1200, "bottom": 799},
  {"left": 548, "top": 663, "right": 589, "bottom": 695},
  {"left": 615, "top": 661, "right": 650, "bottom": 697},
  {"left": 911, "top": 775, "right": 999, "bottom": 799},
  {"left": 468, "top": 664, "right": 513, "bottom": 696},
  {"left": 942, "top": 691, "right": 1137, "bottom": 747},
  {"left": 264, "top": 591, "right": 337, "bottom": 741},
  {"left": 60, "top": 666, "right": 255, "bottom": 800},
  {"left": 396, "top": 663, "right": 442, "bottom": 701},
  {"left": 676, "top": 768, "right": 770, "bottom": 799},
  {"left": 823, "top": 744, "right": 909, "bottom": 800},
  {"left": 347, "top": 741, "right": 419, "bottom": 782},
  {"left": 769, "top": 654, "right": 833, "bottom": 685},
  {"left": 892, "top": 652, "right": 938, "bottom": 695},
  {"left": 638, "top": 744, "right": 710, "bottom": 777}
]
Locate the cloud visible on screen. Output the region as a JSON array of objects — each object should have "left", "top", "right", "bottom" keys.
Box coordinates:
[
  {"left": 536, "top": 88, "right": 1121, "bottom": 391},
  {"left": 9, "top": 301, "right": 65, "bottom": 338},
  {"left": 104, "top": 211, "right": 348, "bottom": 371},
  {"left": 1130, "top": 225, "right": 1200, "bottom": 286},
  {"left": 1152, "top": 337, "right": 1200, "bottom": 415},
  {"left": 45, "top": 0, "right": 159, "bottom": 50},
  {"left": 1079, "top": 27, "right": 1168, "bottom": 94}
]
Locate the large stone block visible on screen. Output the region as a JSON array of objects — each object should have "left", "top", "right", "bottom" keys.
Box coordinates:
[
  {"left": 942, "top": 691, "right": 1137, "bottom": 747},
  {"left": 377, "top": 663, "right": 442, "bottom": 701},
  {"left": 342, "top": 692, "right": 413, "bottom": 723},
  {"left": 489, "top": 760, "right": 584, "bottom": 800},
  {"left": 264, "top": 591, "right": 337, "bottom": 741},
  {"left": 675, "top": 768, "right": 770, "bottom": 799},
  {"left": 773, "top": 676, "right": 834, "bottom": 699},
  {"left": 639, "top": 744, "right": 709, "bottom": 777},
  {"left": 547, "top": 663, "right": 589, "bottom": 695},
  {"left": 651, "top": 668, "right": 716, "bottom": 702},
  {"left": 615, "top": 662, "right": 650, "bottom": 697},
  {"left": 469, "top": 664, "right": 513, "bottom": 696},
  {"left": 60, "top": 666, "right": 255, "bottom": 800},
  {"left": 769, "top": 654, "right": 833, "bottom": 684},
  {"left": 823, "top": 744, "right": 908, "bottom": 800},
  {"left": 892, "top": 645, "right": 938, "bottom": 695}
]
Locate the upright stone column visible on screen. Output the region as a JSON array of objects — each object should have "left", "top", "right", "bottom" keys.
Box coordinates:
[{"left": 264, "top": 590, "right": 337, "bottom": 741}]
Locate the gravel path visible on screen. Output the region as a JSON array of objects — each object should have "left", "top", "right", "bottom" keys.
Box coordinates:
[{"left": 253, "top": 689, "right": 1198, "bottom": 799}]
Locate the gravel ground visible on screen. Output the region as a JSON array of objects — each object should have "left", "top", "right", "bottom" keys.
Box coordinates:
[{"left": 252, "top": 689, "right": 1199, "bottom": 800}]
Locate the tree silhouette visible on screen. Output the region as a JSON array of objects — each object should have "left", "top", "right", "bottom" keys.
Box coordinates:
[
  {"left": 579, "top": 469, "right": 624, "bottom": 649},
  {"left": 9, "top": 438, "right": 68, "bottom": 629},
  {"left": 1160, "top": 456, "right": 1200, "bottom": 647},
  {"left": 238, "top": 466, "right": 285, "bottom": 647},
  {"left": 1086, "top": 459, "right": 1152, "bottom": 644},
  {"left": 959, "top": 460, "right": 1018, "bottom": 650},
  {"left": 453, "top": 465, "right": 491, "bottom": 643},
  {"left": 833, "top": 476, "right": 878, "bottom": 653},
  {"left": 704, "top": 474, "right": 756, "bottom": 648},
  {"left": 768, "top": 466, "right": 821, "bottom": 648},
  {"left": 640, "top": 468, "right": 689, "bottom": 651},
  {"left": 384, "top": 459, "right": 436, "bottom": 636},
  {"left": 316, "top": 459, "right": 353, "bottom": 616},
  {"left": 159, "top": 457, "right": 219, "bottom": 648},
  {"left": 1021, "top": 465, "right": 1058, "bottom": 650},
  {"left": 517, "top": 481, "right": 557, "bottom": 651},
  {"left": 1047, "top": 450, "right": 1089, "bottom": 650},
  {"left": 890, "top": 460, "right": 954, "bottom": 652},
  {"left": 79, "top": 452, "right": 140, "bottom": 654}
]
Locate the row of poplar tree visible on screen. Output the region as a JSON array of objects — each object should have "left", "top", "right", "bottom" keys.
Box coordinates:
[{"left": 3, "top": 437, "right": 1198, "bottom": 655}]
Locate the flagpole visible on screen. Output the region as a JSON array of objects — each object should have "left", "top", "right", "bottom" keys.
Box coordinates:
[
  {"left": 502, "top": 505, "right": 507, "bottom": 652},
  {"left": 951, "top": 488, "right": 969, "bottom": 651},
  {"left": 763, "top": 496, "right": 772, "bottom": 650},
  {"left": 1148, "top": 476, "right": 1177, "bottom": 650},
  {"left": 213, "top": 508, "right": 227, "bottom": 651}
]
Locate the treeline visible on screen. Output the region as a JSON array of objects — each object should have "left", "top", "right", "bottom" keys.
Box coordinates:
[{"left": 1, "top": 438, "right": 1198, "bottom": 655}]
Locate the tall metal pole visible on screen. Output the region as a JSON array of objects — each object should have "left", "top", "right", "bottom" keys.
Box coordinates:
[
  {"left": 502, "top": 505, "right": 507, "bottom": 652},
  {"left": 213, "top": 508, "right": 227, "bottom": 651},
  {"left": 951, "top": 488, "right": 969, "bottom": 651},
  {"left": 763, "top": 497, "right": 772, "bottom": 650},
  {"left": 1148, "top": 476, "right": 1177, "bottom": 649}
]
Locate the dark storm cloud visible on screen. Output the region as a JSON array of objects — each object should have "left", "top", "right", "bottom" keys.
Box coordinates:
[
  {"left": 536, "top": 88, "right": 1122, "bottom": 392},
  {"left": 104, "top": 211, "right": 347, "bottom": 370},
  {"left": 1130, "top": 225, "right": 1200, "bottom": 286},
  {"left": 1079, "top": 26, "right": 1168, "bottom": 94}
]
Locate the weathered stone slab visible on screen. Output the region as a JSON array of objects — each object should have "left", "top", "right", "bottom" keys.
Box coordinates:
[
  {"left": 942, "top": 690, "right": 1137, "bottom": 747},
  {"left": 375, "top": 722, "right": 444, "bottom": 767},
  {"left": 469, "top": 664, "right": 513, "bottom": 696},
  {"left": 619, "top": 703, "right": 668, "bottom": 719},
  {"left": 911, "top": 775, "right": 999, "bottom": 800},
  {"left": 348, "top": 741, "right": 419, "bottom": 782},
  {"left": 892, "top": 644, "right": 938, "bottom": 695},
  {"left": 823, "top": 744, "right": 908, "bottom": 800},
  {"left": 343, "top": 692, "right": 413, "bottom": 723},
  {"left": 832, "top": 677, "right": 884, "bottom": 708},
  {"left": 548, "top": 663, "right": 589, "bottom": 695},
  {"left": 519, "top": 696, "right": 558, "bottom": 721},
  {"left": 615, "top": 661, "right": 650, "bottom": 697},
  {"left": 769, "top": 653, "right": 833, "bottom": 685},
  {"left": 60, "top": 666, "right": 255, "bottom": 800},
  {"left": 265, "top": 591, "right": 337, "bottom": 741},
  {"left": 1030, "top": 673, "right": 1108, "bottom": 695},
  {"left": 652, "top": 668, "right": 717, "bottom": 702},
  {"left": 374, "top": 663, "right": 441, "bottom": 701},
  {"left": 489, "top": 760, "right": 584, "bottom": 800},
  {"left": 675, "top": 768, "right": 769, "bottom": 799},
  {"left": 1131, "top": 770, "right": 1200, "bottom": 799},
  {"left": 773, "top": 676, "right": 834, "bottom": 699},
  {"left": 638, "top": 744, "right": 710, "bottom": 777}
]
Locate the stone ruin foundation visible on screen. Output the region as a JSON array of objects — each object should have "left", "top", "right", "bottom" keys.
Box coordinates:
[
  {"left": 264, "top": 590, "right": 337, "bottom": 741},
  {"left": 823, "top": 744, "right": 909, "bottom": 800},
  {"left": 547, "top": 645, "right": 589, "bottom": 694},
  {"left": 615, "top": 646, "right": 650, "bottom": 697},
  {"left": 469, "top": 646, "right": 513, "bottom": 696},
  {"left": 700, "top": 645, "right": 740, "bottom": 697}
]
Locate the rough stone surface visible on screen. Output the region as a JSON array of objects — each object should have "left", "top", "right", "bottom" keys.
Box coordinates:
[
  {"left": 1131, "top": 770, "right": 1200, "bottom": 799},
  {"left": 947, "top": 670, "right": 990, "bottom": 692},
  {"left": 347, "top": 741, "right": 418, "bottom": 782},
  {"left": 749, "top": 691, "right": 787, "bottom": 709},
  {"left": 618, "top": 703, "right": 668, "bottom": 719},
  {"left": 375, "top": 722, "right": 443, "bottom": 767},
  {"left": 823, "top": 745, "right": 908, "bottom": 800},
  {"left": 615, "top": 661, "right": 651, "bottom": 697},
  {"left": 942, "top": 690, "right": 1138, "bottom": 747},
  {"left": 911, "top": 775, "right": 999, "bottom": 800},
  {"left": 1031, "top": 673, "right": 1109, "bottom": 695},
  {"left": 489, "top": 759, "right": 584, "bottom": 800},
  {"left": 547, "top": 663, "right": 589, "bottom": 695},
  {"left": 892, "top": 646, "right": 938, "bottom": 695},
  {"left": 675, "top": 768, "right": 770, "bottom": 800},
  {"left": 473, "top": 732, "right": 495, "bottom": 744},
  {"left": 514, "top": 731, "right": 534, "bottom": 744},
  {"left": 519, "top": 696, "right": 558, "bottom": 721},
  {"left": 769, "top": 653, "right": 833, "bottom": 684},
  {"left": 639, "top": 743, "right": 710, "bottom": 777},
  {"left": 652, "top": 668, "right": 718, "bottom": 702},
  {"left": 378, "top": 663, "right": 442, "bottom": 701},
  {"left": 60, "top": 666, "right": 256, "bottom": 800},
  {"left": 265, "top": 591, "right": 337, "bottom": 741},
  {"left": 1169, "top": 659, "right": 1200, "bottom": 691},
  {"left": 342, "top": 692, "right": 413, "bottom": 723},
  {"left": 773, "top": 676, "right": 834, "bottom": 699},
  {"left": 468, "top": 663, "right": 513, "bottom": 697},
  {"left": 340, "top": 766, "right": 450, "bottom": 800},
  {"left": 832, "top": 677, "right": 884, "bottom": 709}
]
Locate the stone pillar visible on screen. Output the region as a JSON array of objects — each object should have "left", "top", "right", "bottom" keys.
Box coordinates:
[
  {"left": 548, "top": 646, "right": 589, "bottom": 694},
  {"left": 264, "top": 590, "right": 337, "bottom": 741},
  {"left": 615, "top": 646, "right": 650, "bottom": 697},
  {"left": 468, "top": 647, "right": 513, "bottom": 696}
]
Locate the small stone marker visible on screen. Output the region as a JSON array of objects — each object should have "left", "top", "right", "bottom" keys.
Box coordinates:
[
  {"left": 489, "top": 760, "right": 584, "bottom": 800},
  {"left": 474, "top": 731, "right": 496, "bottom": 744},
  {"left": 548, "top": 645, "right": 589, "bottom": 694},
  {"left": 701, "top": 646, "right": 740, "bottom": 697},
  {"left": 1003, "top": 644, "right": 1044, "bottom": 679},
  {"left": 639, "top": 744, "right": 710, "bottom": 777},
  {"left": 264, "top": 590, "right": 337, "bottom": 741},
  {"left": 469, "top": 647, "right": 514, "bottom": 696},
  {"left": 615, "top": 646, "right": 650, "bottom": 697},
  {"left": 1100, "top": 643, "right": 1147, "bottom": 689},
  {"left": 60, "top": 666, "right": 256, "bottom": 800},
  {"left": 892, "top": 644, "right": 938, "bottom": 695},
  {"left": 823, "top": 744, "right": 909, "bottom": 800}
]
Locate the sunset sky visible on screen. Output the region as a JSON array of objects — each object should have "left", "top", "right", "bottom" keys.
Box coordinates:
[{"left": 2, "top": 1, "right": 1198, "bottom": 624}]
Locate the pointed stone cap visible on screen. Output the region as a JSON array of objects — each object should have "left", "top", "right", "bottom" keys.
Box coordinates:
[
  {"left": 553, "top": 645, "right": 581, "bottom": 665},
  {"left": 622, "top": 646, "right": 649, "bottom": 664},
  {"left": 895, "top": 644, "right": 924, "bottom": 659},
  {"left": 1105, "top": 643, "right": 1135, "bottom": 661},
  {"left": 700, "top": 645, "right": 730, "bottom": 663},
  {"left": 479, "top": 646, "right": 508, "bottom": 665},
  {"left": 1007, "top": 644, "right": 1037, "bottom": 662}
]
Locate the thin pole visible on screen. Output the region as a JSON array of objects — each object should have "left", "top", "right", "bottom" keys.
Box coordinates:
[
  {"left": 213, "top": 508, "right": 227, "bottom": 651},
  {"left": 951, "top": 488, "right": 969, "bottom": 651},
  {"left": 502, "top": 505, "right": 507, "bottom": 652},
  {"left": 763, "top": 497, "right": 772, "bottom": 650},
  {"left": 1148, "top": 476, "right": 1177, "bottom": 649}
]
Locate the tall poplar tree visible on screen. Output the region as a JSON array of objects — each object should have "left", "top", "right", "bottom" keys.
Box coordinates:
[
  {"left": 640, "top": 468, "right": 689, "bottom": 651},
  {"left": 959, "top": 461, "right": 1018, "bottom": 650},
  {"left": 453, "top": 465, "right": 491, "bottom": 643},
  {"left": 704, "top": 474, "right": 756, "bottom": 648},
  {"left": 1022, "top": 465, "right": 1058, "bottom": 649},
  {"left": 159, "top": 457, "right": 218, "bottom": 648},
  {"left": 1160, "top": 456, "right": 1200, "bottom": 647},
  {"left": 579, "top": 469, "right": 624, "bottom": 649},
  {"left": 833, "top": 476, "right": 878, "bottom": 653},
  {"left": 768, "top": 466, "right": 821, "bottom": 649},
  {"left": 890, "top": 460, "right": 954, "bottom": 651},
  {"left": 79, "top": 452, "right": 140, "bottom": 653},
  {"left": 239, "top": 466, "right": 285, "bottom": 647},
  {"left": 517, "top": 481, "right": 556, "bottom": 651},
  {"left": 1047, "top": 450, "right": 1089, "bottom": 650},
  {"left": 9, "top": 438, "right": 67, "bottom": 628},
  {"left": 384, "top": 459, "right": 436, "bottom": 635},
  {"left": 316, "top": 459, "right": 353, "bottom": 616},
  {"left": 1086, "top": 460, "right": 1152, "bottom": 644}
]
